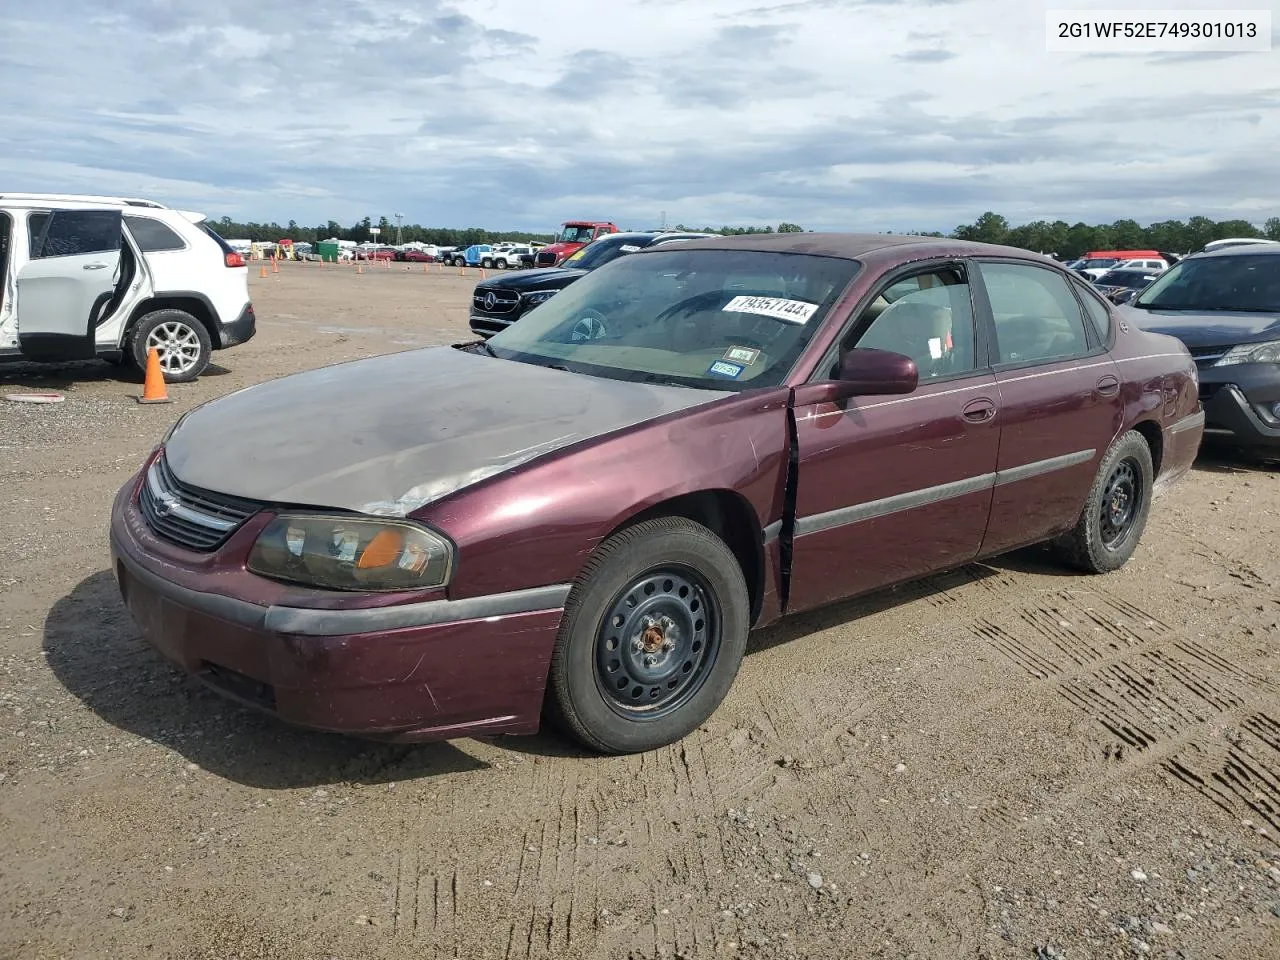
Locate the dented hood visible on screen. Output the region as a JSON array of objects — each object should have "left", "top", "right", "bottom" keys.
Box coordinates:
[{"left": 164, "top": 346, "right": 718, "bottom": 516}]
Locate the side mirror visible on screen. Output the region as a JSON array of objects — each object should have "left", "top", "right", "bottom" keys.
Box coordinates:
[{"left": 794, "top": 348, "right": 919, "bottom": 404}]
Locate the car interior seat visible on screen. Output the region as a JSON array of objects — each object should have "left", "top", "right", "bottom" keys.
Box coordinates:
[{"left": 858, "top": 300, "right": 958, "bottom": 377}]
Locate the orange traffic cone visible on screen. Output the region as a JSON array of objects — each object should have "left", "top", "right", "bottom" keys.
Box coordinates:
[
  {"left": 271, "top": 257, "right": 279, "bottom": 274},
  {"left": 479, "top": 268, "right": 486, "bottom": 279},
  {"left": 422, "top": 261, "right": 428, "bottom": 273},
  {"left": 356, "top": 262, "right": 363, "bottom": 274},
  {"left": 259, "top": 263, "right": 268, "bottom": 278},
  {"left": 138, "top": 348, "right": 173, "bottom": 404}
]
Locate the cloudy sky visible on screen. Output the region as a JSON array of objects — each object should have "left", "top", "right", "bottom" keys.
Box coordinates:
[{"left": 1, "top": 0, "right": 1277, "bottom": 233}]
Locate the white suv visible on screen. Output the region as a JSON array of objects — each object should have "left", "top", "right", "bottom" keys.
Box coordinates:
[{"left": 0, "top": 193, "right": 254, "bottom": 381}]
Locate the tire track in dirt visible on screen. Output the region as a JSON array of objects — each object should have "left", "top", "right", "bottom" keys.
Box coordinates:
[{"left": 973, "top": 583, "right": 1279, "bottom": 840}]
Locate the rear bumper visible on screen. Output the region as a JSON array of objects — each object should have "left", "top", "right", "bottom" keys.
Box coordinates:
[
  {"left": 216, "top": 303, "right": 256, "bottom": 349},
  {"left": 1199, "top": 365, "right": 1280, "bottom": 449},
  {"left": 1154, "top": 409, "right": 1205, "bottom": 496}
]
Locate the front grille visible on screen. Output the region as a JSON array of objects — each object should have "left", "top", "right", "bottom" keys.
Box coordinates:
[
  {"left": 1188, "top": 346, "right": 1228, "bottom": 369},
  {"left": 470, "top": 314, "right": 515, "bottom": 336},
  {"left": 138, "top": 454, "right": 261, "bottom": 551},
  {"left": 471, "top": 288, "right": 520, "bottom": 315}
]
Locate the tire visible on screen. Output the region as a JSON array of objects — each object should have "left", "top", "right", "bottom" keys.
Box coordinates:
[
  {"left": 128, "top": 309, "right": 212, "bottom": 383},
  {"left": 547, "top": 516, "right": 750, "bottom": 754},
  {"left": 1052, "top": 430, "right": 1154, "bottom": 573},
  {"left": 480, "top": 258, "right": 493, "bottom": 269},
  {"left": 496, "top": 259, "right": 508, "bottom": 270}
]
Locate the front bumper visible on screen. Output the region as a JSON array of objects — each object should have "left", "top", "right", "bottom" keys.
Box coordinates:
[
  {"left": 109, "top": 482, "right": 568, "bottom": 741},
  {"left": 216, "top": 303, "right": 257, "bottom": 349},
  {"left": 1198, "top": 363, "right": 1280, "bottom": 449}
]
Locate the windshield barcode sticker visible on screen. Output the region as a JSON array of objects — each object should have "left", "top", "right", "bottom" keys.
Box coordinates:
[{"left": 723, "top": 295, "right": 817, "bottom": 324}]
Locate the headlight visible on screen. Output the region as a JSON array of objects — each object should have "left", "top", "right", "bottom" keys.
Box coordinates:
[
  {"left": 247, "top": 515, "right": 453, "bottom": 592},
  {"left": 1215, "top": 340, "right": 1280, "bottom": 366},
  {"left": 523, "top": 290, "right": 558, "bottom": 305}
]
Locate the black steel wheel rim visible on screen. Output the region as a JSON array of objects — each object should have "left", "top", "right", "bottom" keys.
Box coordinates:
[
  {"left": 1100, "top": 457, "right": 1142, "bottom": 550},
  {"left": 593, "top": 566, "right": 722, "bottom": 721}
]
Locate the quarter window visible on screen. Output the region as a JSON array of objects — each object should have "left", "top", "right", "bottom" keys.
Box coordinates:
[
  {"left": 1073, "top": 280, "right": 1113, "bottom": 340},
  {"left": 980, "top": 262, "right": 1090, "bottom": 365},
  {"left": 851, "top": 267, "right": 977, "bottom": 379},
  {"left": 124, "top": 215, "right": 185, "bottom": 252},
  {"left": 28, "top": 210, "right": 120, "bottom": 259}
]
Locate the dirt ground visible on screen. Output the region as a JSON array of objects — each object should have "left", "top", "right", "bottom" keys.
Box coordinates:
[{"left": 1, "top": 261, "right": 1278, "bottom": 960}]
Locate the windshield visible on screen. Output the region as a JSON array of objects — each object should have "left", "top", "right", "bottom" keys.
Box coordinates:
[
  {"left": 1135, "top": 255, "right": 1280, "bottom": 312},
  {"left": 486, "top": 249, "right": 859, "bottom": 391},
  {"left": 1080, "top": 258, "right": 1118, "bottom": 269},
  {"left": 557, "top": 225, "right": 596, "bottom": 243},
  {"left": 1096, "top": 270, "right": 1154, "bottom": 289},
  {"left": 561, "top": 237, "right": 646, "bottom": 271}
]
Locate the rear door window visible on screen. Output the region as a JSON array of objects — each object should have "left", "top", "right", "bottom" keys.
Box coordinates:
[{"left": 978, "top": 261, "right": 1091, "bottom": 365}]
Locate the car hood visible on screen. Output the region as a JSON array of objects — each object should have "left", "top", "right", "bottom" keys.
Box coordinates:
[
  {"left": 476, "top": 267, "right": 585, "bottom": 292},
  {"left": 163, "top": 347, "right": 720, "bottom": 516},
  {"left": 1119, "top": 305, "right": 1280, "bottom": 347}
]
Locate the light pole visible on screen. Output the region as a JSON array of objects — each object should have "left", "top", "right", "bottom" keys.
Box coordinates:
[{"left": 394, "top": 213, "right": 404, "bottom": 247}]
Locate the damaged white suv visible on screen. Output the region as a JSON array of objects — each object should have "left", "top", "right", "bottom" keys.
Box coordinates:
[{"left": 0, "top": 193, "right": 254, "bottom": 381}]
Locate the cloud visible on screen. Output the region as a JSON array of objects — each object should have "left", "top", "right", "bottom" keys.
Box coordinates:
[
  {"left": 895, "top": 48, "right": 957, "bottom": 62},
  {"left": 0, "top": 0, "right": 1276, "bottom": 234}
]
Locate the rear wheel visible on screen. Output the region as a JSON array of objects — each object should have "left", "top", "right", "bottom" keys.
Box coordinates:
[
  {"left": 481, "top": 258, "right": 493, "bottom": 269},
  {"left": 1052, "top": 431, "right": 1154, "bottom": 573},
  {"left": 547, "top": 517, "right": 749, "bottom": 754},
  {"left": 128, "top": 309, "right": 212, "bottom": 383}
]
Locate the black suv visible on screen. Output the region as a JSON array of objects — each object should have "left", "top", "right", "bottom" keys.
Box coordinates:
[
  {"left": 1120, "top": 244, "right": 1280, "bottom": 457},
  {"left": 467, "top": 231, "right": 711, "bottom": 337}
]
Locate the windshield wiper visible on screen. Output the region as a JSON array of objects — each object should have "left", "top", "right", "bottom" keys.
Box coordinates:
[{"left": 1141, "top": 304, "right": 1277, "bottom": 313}]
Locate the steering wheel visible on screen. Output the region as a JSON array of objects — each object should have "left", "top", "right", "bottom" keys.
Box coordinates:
[
  {"left": 652, "top": 289, "right": 788, "bottom": 326},
  {"left": 569, "top": 309, "right": 609, "bottom": 341}
]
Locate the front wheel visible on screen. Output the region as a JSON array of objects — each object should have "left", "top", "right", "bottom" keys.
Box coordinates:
[
  {"left": 481, "top": 258, "right": 493, "bottom": 269},
  {"left": 1052, "top": 431, "right": 1154, "bottom": 573},
  {"left": 128, "top": 309, "right": 212, "bottom": 383},
  {"left": 547, "top": 517, "right": 750, "bottom": 754}
]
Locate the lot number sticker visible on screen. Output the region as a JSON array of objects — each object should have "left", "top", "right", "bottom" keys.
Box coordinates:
[
  {"left": 723, "top": 295, "right": 817, "bottom": 324},
  {"left": 723, "top": 345, "right": 760, "bottom": 366},
  {"left": 706, "top": 360, "right": 745, "bottom": 379}
]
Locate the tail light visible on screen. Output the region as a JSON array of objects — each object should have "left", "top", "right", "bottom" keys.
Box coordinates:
[{"left": 225, "top": 251, "right": 245, "bottom": 268}]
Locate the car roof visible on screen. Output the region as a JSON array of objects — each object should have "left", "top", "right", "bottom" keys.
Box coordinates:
[
  {"left": 646, "top": 231, "right": 1054, "bottom": 264},
  {"left": 0, "top": 192, "right": 168, "bottom": 209},
  {"left": 1192, "top": 243, "right": 1280, "bottom": 260}
]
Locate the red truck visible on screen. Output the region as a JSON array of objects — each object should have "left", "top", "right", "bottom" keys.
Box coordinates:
[{"left": 534, "top": 220, "right": 618, "bottom": 266}]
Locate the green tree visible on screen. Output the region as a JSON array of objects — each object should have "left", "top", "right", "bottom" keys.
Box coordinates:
[
  {"left": 952, "top": 212, "right": 1008, "bottom": 244},
  {"left": 777, "top": 222, "right": 804, "bottom": 233},
  {"left": 1266, "top": 217, "right": 1280, "bottom": 241}
]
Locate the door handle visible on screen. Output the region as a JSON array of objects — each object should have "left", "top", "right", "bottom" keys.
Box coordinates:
[
  {"left": 961, "top": 398, "right": 997, "bottom": 423},
  {"left": 83, "top": 263, "right": 108, "bottom": 270},
  {"left": 1095, "top": 375, "right": 1120, "bottom": 397}
]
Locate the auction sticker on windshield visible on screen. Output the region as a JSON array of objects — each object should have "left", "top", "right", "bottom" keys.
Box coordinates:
[
  {"left": 707, "top": 360, "right": 745, "bottom": 379},
  {"left": 723, "top": 295, "right": 817, "bottom": 324},
  {"left": 723, "top": 346, "right": 760, "bottom": 366}
]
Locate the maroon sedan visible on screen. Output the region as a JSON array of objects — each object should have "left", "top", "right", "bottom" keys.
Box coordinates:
[{"left": 110, "top": 234, "right": 1204, "bottom": 754}]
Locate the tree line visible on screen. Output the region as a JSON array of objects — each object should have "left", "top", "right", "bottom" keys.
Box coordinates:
[
  {"left": 211, "top": 210, "right": 1280, "bottom": 258},
  {"left": 925, "top": 212, "right": 1280, "bottom": 258}
]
